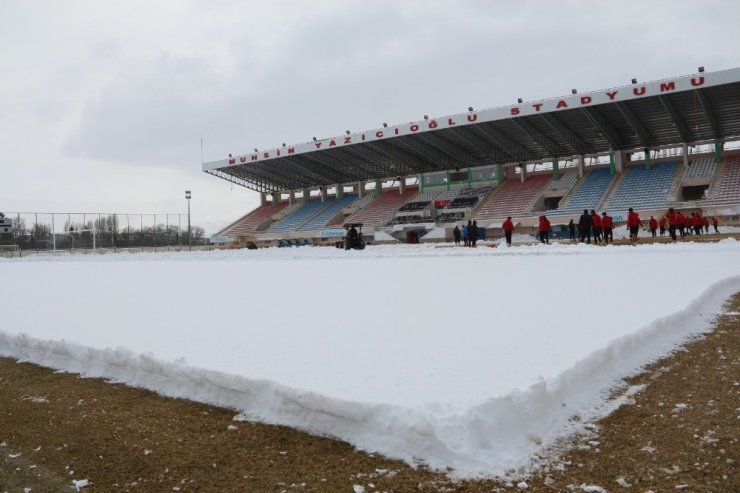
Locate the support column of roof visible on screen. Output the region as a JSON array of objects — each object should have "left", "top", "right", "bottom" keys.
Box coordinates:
[
  {"left": 613, "top": 150, "right": 624, "bottom": 174},
  {"left": 576, "top": 155, "right": 585, "bottom": 178}
]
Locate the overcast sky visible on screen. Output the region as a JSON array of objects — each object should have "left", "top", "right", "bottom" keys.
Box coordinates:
[{"left": 2, "top": 0, "right": 739, "bottom": 227}]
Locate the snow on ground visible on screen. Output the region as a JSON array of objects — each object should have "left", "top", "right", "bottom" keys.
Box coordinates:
[{"left": 1, "top": 240, "right": 739, "bottom": 477}]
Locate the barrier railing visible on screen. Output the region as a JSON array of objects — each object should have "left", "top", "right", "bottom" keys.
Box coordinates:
[{"left": 0, "top": 212, "right": 209, "bottom": 256}]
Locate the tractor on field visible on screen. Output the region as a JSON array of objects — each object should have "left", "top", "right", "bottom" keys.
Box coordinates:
[{"left": 343, "top": 223, "right": 365, "bottom": 250}]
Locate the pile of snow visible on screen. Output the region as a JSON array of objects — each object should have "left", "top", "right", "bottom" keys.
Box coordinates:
[
  {"left": 1, "top": 241, "right": 739, "bottom": 477},
  {"left": 371, "top": 230, "right": 399, "bottom": 243}
]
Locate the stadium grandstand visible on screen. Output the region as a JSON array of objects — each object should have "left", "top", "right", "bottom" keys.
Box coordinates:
[{"left": 205, "top": 67, "right": 740, "bottom": 247}]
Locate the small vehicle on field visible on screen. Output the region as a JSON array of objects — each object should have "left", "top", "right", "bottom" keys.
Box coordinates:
[{"left": 342, "top": 223, "right": 366, "bottom": 250}]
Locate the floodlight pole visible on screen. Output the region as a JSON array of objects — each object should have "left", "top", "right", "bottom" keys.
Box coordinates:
[{"left": 185, "top": 190, "right": 192, "bottom": 251}]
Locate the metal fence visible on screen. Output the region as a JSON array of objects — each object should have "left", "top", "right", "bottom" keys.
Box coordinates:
[{"left": 0, "top": 212, "right": 210, "bottom": 257}]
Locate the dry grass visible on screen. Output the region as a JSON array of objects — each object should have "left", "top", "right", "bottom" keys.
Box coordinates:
[{"left": 1, "top": 295, "right": 738, "bottom": 493}]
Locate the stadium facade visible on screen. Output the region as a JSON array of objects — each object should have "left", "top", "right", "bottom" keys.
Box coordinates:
[{"left": 204, "top": 68, "right": 740, "bottom": 247}]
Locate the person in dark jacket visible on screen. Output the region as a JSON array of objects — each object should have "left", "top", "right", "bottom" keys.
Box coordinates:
[
  {"left": 453, "top": 225, "right": 461, "bottom": 245},
  {"left": 666, "top": 208, "right": 678, "bottom": 241},
  {"left": 568, "top": 219, "right": 576, "bottom": 242},
  {"left": 590, "top": 209, "right": 602, "bottom": 244},
  {"left": 578, "top": 209, "right": 592, "bottom": 244},
  {"left": 469, "top": 220, "right": 479, "bottom": 247}
]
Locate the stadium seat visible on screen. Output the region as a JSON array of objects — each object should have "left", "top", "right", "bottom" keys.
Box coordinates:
[
  {"left": 708, "top": 155, "right": 740, "bottom": 205},
  {"left": 217, "top": 201, "right": 289, "bottom": 238},
  {"left": 298, "top": 194, "right": 358, "bottom": 231},
  {"left": 267, "top": 198, "right": 332, "bottom": 233},
  {"left": 345, "top": 188, "right": 419, "bottom": 227},
  {"left": 474, "top": 174, "right": 550, "bottom": 222},
  {"left": 683, "top": 156, "right": 718, "bottom": 179},
  {"left": 549, "top": 168, "right": 615, "bottom": 216},
  {"left": 603, "top": 161, "right": 679, "bottom": 212}
]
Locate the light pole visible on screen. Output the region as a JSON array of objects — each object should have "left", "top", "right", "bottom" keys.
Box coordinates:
[{"left": 185, "top": 190, "right": 192, "bottom": 251}]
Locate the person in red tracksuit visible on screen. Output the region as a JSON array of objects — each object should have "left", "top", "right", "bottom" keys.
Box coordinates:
[
  {"left": 502, "top": 216, "right": 514, "bottom": 246},
  {"left": 702, "top": 215, "right": 709, "bottom": 234},
  {"left": 658, "top": 216, "right": 667, "bottom": 236},
  {"left": 601, "top": 212, "right": 614, "bottom": 244},
  {"left": 676, "top": 211, "right": 686, "bottom": 237},
  {"left": 627, "top": 207, "right": 643, "bottom": 244},
  {"left": 693, "top": 213, "right": 703, "bottom": 235},
  {"left": 648, "top": 216, "right": 658, "bottom": 238},
  {"left": 712, "top": 216, "right": 719, "bottom": 234},
  {"left": 666, "top": 208, "right": 678, "bottom": 241},
  {"left": 538, "top": 215, "right": 551, "bottom": 244}
]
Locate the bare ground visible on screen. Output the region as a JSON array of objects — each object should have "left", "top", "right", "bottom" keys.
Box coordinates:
[{"left": 0, "top": 294, "right": 738, "bottom": 493}]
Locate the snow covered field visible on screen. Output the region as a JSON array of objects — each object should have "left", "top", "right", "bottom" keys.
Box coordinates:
[{"left": 1, "top": 240, "right": 739, "bottom": 477}]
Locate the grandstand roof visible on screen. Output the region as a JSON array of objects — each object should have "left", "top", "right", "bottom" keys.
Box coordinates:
[{"left": 203, "top": 68, "right": 740, "bottom": 193}]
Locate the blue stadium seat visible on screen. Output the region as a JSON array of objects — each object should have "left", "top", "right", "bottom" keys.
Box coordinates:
[
  {"left": 550, "top": 168, "right": 614, "bottom": 215},
  {"left": 604, "top": 162, "right": 679, "bottom": 212},
  {"left": 267, "top": 199, "right": 331, "bottom": 233},
  {"left": 298, "top": 194, "right": 358, "bottom": 231}
]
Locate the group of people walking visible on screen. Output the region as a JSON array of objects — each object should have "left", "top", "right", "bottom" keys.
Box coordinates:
[
  {"left": 452, "top": 220, "right": 480, "bottom": 247},
  {"left": 506, "top": 215, "right": 551, "bottom": 246},
  {"left": 449, "top": 200, "right": 725, "bottom": 247},
  {"left": 491, "top": 207, "right": 721, "bottom": 247},
  {"left": 570, "top": 208, "right": 618, "bottom": 244},
  {"left": 662, "top": 208, "right": 719, "bottom": 241}
]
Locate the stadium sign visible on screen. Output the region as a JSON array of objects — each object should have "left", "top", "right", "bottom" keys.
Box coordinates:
[
  {"left": 204, "top": 67, "right": 740, "bottom": 172},
  {"left": 319, "top": 229, "right": 346, "bottom": 238}
]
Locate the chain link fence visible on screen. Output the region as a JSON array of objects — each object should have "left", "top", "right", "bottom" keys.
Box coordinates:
[{"left": 0, "top": 212, "right": 211, "bottom": 257}]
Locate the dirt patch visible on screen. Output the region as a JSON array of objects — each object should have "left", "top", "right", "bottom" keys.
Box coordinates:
[{"left": 1, "top": 295, "right": 738, "bottom": 492}]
